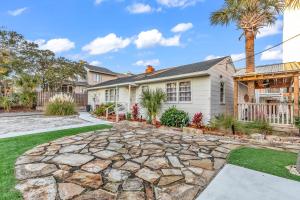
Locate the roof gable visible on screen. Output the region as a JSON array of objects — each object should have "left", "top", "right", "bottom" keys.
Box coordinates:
[{"left": 85, "top": 64, "right": 117, "bottom": 75}]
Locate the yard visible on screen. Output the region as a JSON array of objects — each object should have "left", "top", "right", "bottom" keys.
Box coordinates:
[
  {"left": 228, "top": 147, "right": 300, "bottom": 182},
  {"left": 0, "top": 124, "right": 111, "bottom": 199}
]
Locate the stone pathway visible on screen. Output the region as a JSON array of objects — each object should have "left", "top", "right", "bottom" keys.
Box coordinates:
[{"left": 13, "top": 122, "right": 249, "bottom": 200}]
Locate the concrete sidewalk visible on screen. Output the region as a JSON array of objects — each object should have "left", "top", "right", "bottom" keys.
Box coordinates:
[
  {"left": 0, "top": 112, "right": 111, "bottom": 139},
  {"left": 197, "top": 164, "right": 300, "bottom": 200}
]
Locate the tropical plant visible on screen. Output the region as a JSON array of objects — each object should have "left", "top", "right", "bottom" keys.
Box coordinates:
[
  {"left": 15, "top": 74, "right": 40, "bottom": 109},
  {"left": 192, "top": 112, "right": 203, "bottom": 128},
  {"left": 285, "top": 0, "right": 300, "bottom": 9},
  {"left": 160, "top": 106, "right": 190, "bottom": 128},
  {"left": 45, "top": 94, "right": 76, "bottom": 116},
  {"left": 93, "top": 105, "right": 106, "bottom": 116},
  {"left": 210, "top": 0, "right": 283, "bottom": 101},
  {"left": 0, "top": 96, "right": 12, "bottom": 112},
  {"left": 131, "top": 103, "right": 139, "bottom": 120},
  {"left": 140, "top": 89, "right": 166, "bottom": 124}
]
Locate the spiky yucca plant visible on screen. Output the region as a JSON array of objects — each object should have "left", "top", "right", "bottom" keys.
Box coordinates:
[{"left": 140, "top": 88, "right": 166, "bottom": 124}]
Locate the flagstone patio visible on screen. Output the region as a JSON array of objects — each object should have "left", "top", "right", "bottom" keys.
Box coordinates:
[{"left": 13, "top": 122, "right": 243, "bottom": 200}]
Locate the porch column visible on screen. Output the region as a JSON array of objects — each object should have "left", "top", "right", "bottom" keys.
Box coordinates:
[
  {"left": 234, "top": 80, "right": 238, "bottom": 118},
  {"left": 294, "top": 76, "right": 299, "bottom": 117},
  {"left": 128, "top": 85, "right": 131, "bottom": 112},
  {"left": 115, "top": 86, "right": 119, "bottom": 122}
]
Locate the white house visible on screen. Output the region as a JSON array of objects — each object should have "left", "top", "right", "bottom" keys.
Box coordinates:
[{"left": 87, "top": 57, "right": 236, "bottom": 123}]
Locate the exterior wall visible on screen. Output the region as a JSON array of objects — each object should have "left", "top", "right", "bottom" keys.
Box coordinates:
[
  {"left": 87, "top": 71, "right": 117, "bottom": 86},
  {"left": 135, "top": 76, "right": 211, "bottom": 123},
  {"left": 208, "top": 58, "right": 235, "bottom": 118},
  {"left": 74, "top": 85, "right": 87, "bottom": 94},
  {"left": 283, "top": 9, "right": 300, "bottom": 62}
]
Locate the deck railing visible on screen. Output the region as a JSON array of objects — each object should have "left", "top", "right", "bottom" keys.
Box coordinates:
[{"left": 237, "top": 103, "right": 294, "bottom": 125}]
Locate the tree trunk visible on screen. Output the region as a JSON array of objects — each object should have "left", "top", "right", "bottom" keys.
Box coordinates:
[
  {"left": 297, "top": 151, "right": 300, "bottom": 173},
  {"left": 245, "top": 30, "right": 256, "bottom": 102}
]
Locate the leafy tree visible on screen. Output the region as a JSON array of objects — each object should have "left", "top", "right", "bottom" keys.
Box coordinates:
[
  {"left": 285, "top": 0, "right": 300, "bottom": 9},
  {"left": 140, "top": 88, "right": 166, "bottom": 124},
  {"left": 210, "top": 0, "right": 283, "bottom": 102}
]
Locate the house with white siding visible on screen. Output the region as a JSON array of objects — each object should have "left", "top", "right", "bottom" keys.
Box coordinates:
[{"left": 87, "top": 57, "right": 236, "bottom": 123}]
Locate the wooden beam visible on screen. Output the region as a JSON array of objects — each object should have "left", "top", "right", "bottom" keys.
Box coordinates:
[
  {"left": 234, "top": 80, "right": 238, "bottom": 118},
  {"left": 234, "top": 72, "right": 300, "bottom": 82},
  {"left": 294, "top": 76, "right": 299, "bottom": 117},
  {"left": 248, "top": 81, "right": 255, "bottom": 103}
]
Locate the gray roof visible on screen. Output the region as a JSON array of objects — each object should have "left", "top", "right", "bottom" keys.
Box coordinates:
[
  {"left": 89, "top": 57, "right": 228, "bottom": 88},
  {"left": 234, "top": 62, "right": 300, "bottom": 77},
  {"left": 85, "top": 64, "right": 117, "bottom": 75}
]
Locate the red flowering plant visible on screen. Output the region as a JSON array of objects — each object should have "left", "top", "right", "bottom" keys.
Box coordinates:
[
  {"left": 132, "top": 103, "right": 139, "bottom": 121},
  {"left": 192, "top": 112, "right": 203, "bottom": 128}
]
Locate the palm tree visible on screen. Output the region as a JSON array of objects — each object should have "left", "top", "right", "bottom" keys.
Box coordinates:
[
  {"left": 210, "top": 0, "right": 283, "bottom": 101},
  {"left": 140, "top": 88, "right": 166, "bottom": 125},
  {"left": 285, "top": 0, "right": 300, "bottom": 9}
]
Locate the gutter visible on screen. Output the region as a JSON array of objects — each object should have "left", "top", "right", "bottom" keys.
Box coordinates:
[{"left": 87, "top": 71, "right": 209, "bottom": 91}]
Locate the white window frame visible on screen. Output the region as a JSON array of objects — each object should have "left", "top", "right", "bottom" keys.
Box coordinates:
[
  {"left": 166, "top": 82, "right": 177, "bottom": 103},
  {"left": 105, "top": 88, "right": 119, "bottom": 102},
  {"left": 166, "top": 80, "right": 192, "bottom": 103},
  {"left": 220, "top": 81, "right": 226, "bottom": 105},
  {"left": 94, "top": 74, "right": 101, "bottom": 83},
  {"left": 179, "top": 81, "right": 191, "bottom": 102},
  {"left": 142, "top": 85, "right": 149, "bottom": 92}
]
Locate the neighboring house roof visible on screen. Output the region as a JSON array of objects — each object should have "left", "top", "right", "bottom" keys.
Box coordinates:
[
  {"left": 234, "top": 62, "right": 300, "bottom": 77},
  {"left": 85, "top": 64, "right": 117, "bottom": 75},
  {"left": 89, "top": 56, "right": 229, "bottom": 89}
]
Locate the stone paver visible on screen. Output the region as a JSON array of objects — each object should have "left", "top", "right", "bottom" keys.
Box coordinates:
[{"left": 14, "top": 121, "right": 254, "bottom": 200}]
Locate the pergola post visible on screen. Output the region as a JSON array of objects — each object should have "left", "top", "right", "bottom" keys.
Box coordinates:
[
  {"left": 294, "top": 76, "right": 299, "bottom": 117},
  {"left": 234, "top": 80, "right": 238, "bottom": 118},
  {"left": 248, "top": 81, "right": 255, "bottom": 103}
]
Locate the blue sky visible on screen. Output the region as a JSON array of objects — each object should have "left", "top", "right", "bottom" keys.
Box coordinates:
[{"left": 1, "top": 0, "right": 283, "bottom": 73}]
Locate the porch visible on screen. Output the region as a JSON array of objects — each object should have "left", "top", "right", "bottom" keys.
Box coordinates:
[{"left": 233, "top": 62, "right": 300, "bottom": 126}]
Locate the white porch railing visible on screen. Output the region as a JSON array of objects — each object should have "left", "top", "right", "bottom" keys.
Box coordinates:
[
  {"left": 105, "top": 102, "right": 128, "bottom": 122},
  {"left": 238, "top": 103, "right": 294, "bottom": 125}
]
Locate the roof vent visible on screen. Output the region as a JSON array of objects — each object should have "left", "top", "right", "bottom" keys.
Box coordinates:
[{"left": 145, "top": 65, "right": 155, "bottom": 73}]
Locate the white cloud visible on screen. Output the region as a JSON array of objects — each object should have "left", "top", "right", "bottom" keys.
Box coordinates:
[
  {"left": 127, "top": 3, "right": 152, "bottom": 14},
  {"left": 171, "top": 23, "right": 193, "bottom": 33},
  {"left": 94, "top": 0, "right": 104, "bottom": 5},
  {"left": 37, "top": 38, "right": 75, "bottom": 53},
  {"left": 257, "top": 20, "right": 283, "bottom": 38},
  {"left": 260, "top": 45, "right": 282, "bottom": 61},
  {"left": 90, "top": 61, "right": 102, "bottom": 66},
  {"left": 134, "top": 59, "right": 160, "bottom": 66},
  {"left": 157, "top": 0, "right": 200, "bottom": 8},
  {"left": 204, "top": 55, "right": 221, "bottom": 60},
  {"left": 82, "top": 33, "right": 131, "bottom": 55},
  {"left": 134, "top": 29, "right": 180, "bottom": 49},
  {"left": 231, "top": 53, "right": 245, "bottom": 61},
  {"left": 8, "top": 7, "right": 28, "bottom": 16}
]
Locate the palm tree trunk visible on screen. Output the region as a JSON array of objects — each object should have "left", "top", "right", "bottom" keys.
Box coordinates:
[
  {"left": 297, "top": 151, "right": 300, "bottom": 173},
  {"left": 245, "top": 30, "right": 256, "bottom": 102}
]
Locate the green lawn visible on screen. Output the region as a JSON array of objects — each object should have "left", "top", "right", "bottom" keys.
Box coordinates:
[
  {"left": 228, "top": 147, "right": 300, "bottom": 182},
  {"left": 0, "top": 124, "right": 111, "bottom": 200}
]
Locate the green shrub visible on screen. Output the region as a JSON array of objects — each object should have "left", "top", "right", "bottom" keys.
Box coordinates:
[
  {"left": 19, "top": 91, "right": 37, "bottom": 109},
  {"left": 93, "top": 103, "right": 116, "bottom": 117},
  {"left": 160, "top": 106, "right": 189, "bottom": 128},
  {"left": 45, "top": 94, "right": 76, "bottom": 116},
  {"left": 0, "top": 96, "right": 12, "bottom": 112},
  {"left": 126, "top": 112, "right": 132, "bottom": 120}
]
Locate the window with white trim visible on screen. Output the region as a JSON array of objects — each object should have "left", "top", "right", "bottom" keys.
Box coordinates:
[
  {"left": 105, "top": 89, "right": 119, "bottom": 102},
  {"left": 220, "top": 81, "right": 225, "bottom": 104},
  {"left": 94, "top": 74, "right": 101, "bottom": 83},
  {"left": 166, "top": 82, "right": 177, "bottom": 102},
  {"left": 179, "top": 81, "right": 191, "bottom": 102}
]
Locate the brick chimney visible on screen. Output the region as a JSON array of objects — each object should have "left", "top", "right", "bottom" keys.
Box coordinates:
[{"left": 145, "top": 65, "right": 155, "bottom": 73}]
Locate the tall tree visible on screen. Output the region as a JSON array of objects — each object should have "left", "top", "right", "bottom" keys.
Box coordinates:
[{"left": 210, "top": 0, "right": 283, "bottom": 102}]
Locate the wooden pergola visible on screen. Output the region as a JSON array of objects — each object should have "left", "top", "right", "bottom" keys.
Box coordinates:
[{"left": 233, "top": 62, "right": 300, "bottom": 124}]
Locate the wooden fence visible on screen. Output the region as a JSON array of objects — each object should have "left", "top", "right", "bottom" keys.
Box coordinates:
[
  {"left": 237, "top": 103, "right": 294, "bottom": 125},
  {"left": 37, "top": 92, "right": 88, "bottom": 107}
]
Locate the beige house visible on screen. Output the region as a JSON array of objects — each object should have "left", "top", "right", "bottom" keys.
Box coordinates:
[
  {"left": 61, "top": 64, "right": 119, "bottom": 94},
  {"left": 87, "top": 57, "right": 236, "bottom": 123}
]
